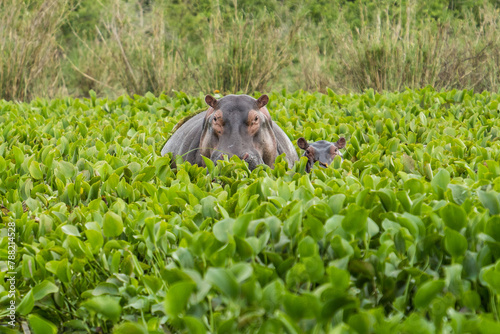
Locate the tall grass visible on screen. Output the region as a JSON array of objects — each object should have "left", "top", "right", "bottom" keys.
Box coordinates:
[
  {"left": 67, "top": 0, "right": 299, "bottom": 96},
  {"left": 299, "top": 2, "right": 500, "bottom": 93},
  {"left": 0, "top": 0, "right": 68, "bottom": 101},
  {"left": 65, "top": 0, "right": 188, "bottom": 97},
  {"left": 191, "top": 6, "right": 300, "bottom": 94},
  {"left": 1, "top": 0, "right": 499, "bottom": 101}
]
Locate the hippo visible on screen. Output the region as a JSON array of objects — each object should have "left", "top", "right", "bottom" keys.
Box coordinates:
[
  {"left": 161, "top": 94, "right": 298, "bottom": 170},
  {"left": 297, "top": 137, "right": 346, "bottom": 173}
]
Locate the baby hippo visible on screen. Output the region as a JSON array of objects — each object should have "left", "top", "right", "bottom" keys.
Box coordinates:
[{"left": 297, "top": 137, "right": 346, "bottom": 172}]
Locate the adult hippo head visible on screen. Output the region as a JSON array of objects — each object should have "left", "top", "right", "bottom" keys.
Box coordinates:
[
  {"left": 161, "top": 94, "right": 298, "bottom": 170},
  {"left": 297, "top": 137, "right": 346, "bottom": 173}
]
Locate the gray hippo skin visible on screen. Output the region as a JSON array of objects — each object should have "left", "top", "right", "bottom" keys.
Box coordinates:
[
  {"left": 297, "top": 137, "right": 346, "bottom": 173},
  {"left": 161, "top": 94, "right": 298, "bottom": 170}
]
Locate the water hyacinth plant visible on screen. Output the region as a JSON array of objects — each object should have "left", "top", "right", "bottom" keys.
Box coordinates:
[{"left": 1, "top": 88, "right": 500, "bottom": 332}]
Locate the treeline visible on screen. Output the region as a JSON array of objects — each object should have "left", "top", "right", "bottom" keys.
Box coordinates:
[{"left": 1, "top": 0, "right": 499, "bottom": 101}]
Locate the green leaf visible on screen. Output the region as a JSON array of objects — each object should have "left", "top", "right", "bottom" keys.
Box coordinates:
[
  {"left": 330, "top": 235, "right": 354, "bottom": 259},
  {"left": 82, "top": 296, "right": 122, "bottom": 323},
  {"left": 462, "top": 290, "right": 481, "bottom": 310},
  {"left": 414, "top": 280, "right": 445, "bottom": 309},
  {"left": 113, "top": 322, "right": 148, "bottom": 334},
  {"left": 481, "top": 261, "right": 500, "bottom": 295},
  {"left": 284, "top": 211, "right": 302, "bottom": 238},
  {"left": 485, "top": 216, "right": 500, "bottom": 242},
  {"left": 233, "top": 213, "right": 252, "bottom": 238},
  {"left": 142, "top": 275, "right": 163, "bottom": 294},
  {"left": 342, "top": 204, "right": 368, "bottom": 234},
  {"left": 327, "top": 266, "right": 350, "bottom": 292},
  {"left": 57, "top": 160, "right": 76, "bottom": 179},
  {"left": 478, "top": 316, "right": 500, "bottom": 333},
  {"left": 67, "top": 235, "right": 88, "bottom": 259},
  {"left": 103, "top": 124, "right": 114, "bottom": 143},
  {"left": 165, "top": 281, "right": 196, "bottom": 317},
  {"left": 200, "top": 196, "right": 217, "bottom": 218},
  {"left": 448, "top": 184, "right": 470, "bottom": 205},
  {"left": 205, "top": 267, "right": 238, "bottom": 300},
  {"left": 17, "top": 290, "right": 34, "bottom": 315},
  {"left": 431, "top": 169, "right": 450, "bottom": 199},
  {"left": 103, "top": 211, "right": 124, "bottom": 237},
  {"left": 33, "top": 280, "right": 59, "bottom": 300},
  {"left": 303, "top": 255, "right": 325, "bottom": 282},
  {"left": 0, "top": 156, "right": 6, "bottom": 174},
  {"left": 444, "top": 228, "right": 467, "bottom": 259},
  {"left": 328, "top": 194, "right": 346, "bottom": 214},
  {"left": 85, "top": 229, "right": 104, "bottom": 253},
  {"left": 283, "top": 293, "right": 321, "bottom": 320},
  {"left": 28, "top": 314, "right": 57, "bottom": 334},
  {"left": 202, "top": 155, "right": 215, "bottom": 175},
  {"left": 348, "top": 312, "right": 371, "bottom": 334},
  {"left": 478, "top": 190, "right": 500, "bottom": 215},
  {"left": 184, "top": 316, "right": 206, "bottom": 334},
  {"left": 230, "top": 263, "right": 253, "bottom": 283},
  {"left": 440, "top": 203, "right": 467, "bottom": 231},
  {"left": 29, "top": 161, "right": 43, "bottom": 180},
  {"left": 262, "top": 280, "right": 285, "bottom": 313},
  {"left": 304, "top": 216, "right": 324, "bottom": 240},
  {"left": 92, "top": 282, "right": 119, "bottom": 296},
  {"left": 213, "top": 218, "right": 234, "bottom": 243},
  {"left": 298, "top": 236, "right": 317, "bottom": 257},
  {"left": 376, "top": 189, "right": 396, "bottom": 212},
  {"left": 12, "top": 146, "right": 24, "bottom": 165},
  {"left": 61, "top": 224, "right": 81, "bottom": 237}
]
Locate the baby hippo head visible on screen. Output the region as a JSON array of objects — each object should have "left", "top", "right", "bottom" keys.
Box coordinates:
[{"left": 297, "top": 137, "right": 346, "bottom": 172}]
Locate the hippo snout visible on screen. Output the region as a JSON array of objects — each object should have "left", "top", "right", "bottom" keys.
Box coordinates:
[{"left": 243, "top": 154, "right": 264, "bottom": 170}]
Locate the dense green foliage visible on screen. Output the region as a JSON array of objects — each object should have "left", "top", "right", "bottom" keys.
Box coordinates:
[
  {"left": 1, "top": 88, "right": 500, "bottom": 332},
  {"left": 1, "top": 0, "right": 499, "bottom": 101}
]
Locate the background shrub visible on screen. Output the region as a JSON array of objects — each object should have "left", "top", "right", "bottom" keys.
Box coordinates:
[{"left": 1, "top": 0, "right": 499, "bottom": 100}]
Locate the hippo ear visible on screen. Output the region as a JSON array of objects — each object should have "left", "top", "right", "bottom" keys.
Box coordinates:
[
  {"left": 205, "top": 95, "right": 218, "bottom": 108},
  {"left": 256, "top": 94, "right": 269, "bottom": 109},
  {"left": 297, "top": 137, "right": 309, "bottom": 150},
  {"left": 335, "top": 137, "right": 346, "bottom": 149}
]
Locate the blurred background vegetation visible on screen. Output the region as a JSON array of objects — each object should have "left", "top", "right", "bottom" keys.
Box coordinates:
[{"left": 1, "top": 0, "right": 499, "bottom": 101}]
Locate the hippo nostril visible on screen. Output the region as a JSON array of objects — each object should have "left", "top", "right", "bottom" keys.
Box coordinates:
[{"left": 242, "top": 153, "right": 249, "bottom": 160}]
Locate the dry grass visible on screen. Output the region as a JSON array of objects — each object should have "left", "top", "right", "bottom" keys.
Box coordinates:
[
  {"left": 1, "top": 0, "right": 499, "bottom": 100},
  {"left": 191, "top": 6, "right": 300, "bottom": 94},
  {"left": 67, "top": 0, "right": 300, "bottom": 97},
  {"left": 0, "top": 0, "right": 69, "bottom": 101},
  {"left": 66, "top": 0, "right": 188, "bottom": 97},
  {"left": 303, "top": 2, "right": 500, "bottom": 93}
]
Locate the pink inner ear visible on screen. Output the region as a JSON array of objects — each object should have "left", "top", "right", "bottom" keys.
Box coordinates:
[
  {"left": 205, "top": 95, "right": 218, "bottom": 108},
  {"left": 259, "top": 106, "right": 271, "bottom": 120},
  {"left": 297, "top": 137, "right": 308, "bottom": 150},
  {"left": 336, "top": 137, "right": 346, "bottom": 149},
  {"left": 257, "top": 95, "right": 269, "bottom": 109},
  {"left": 205, "top": 107, "right": 215, "bottom": 118}
]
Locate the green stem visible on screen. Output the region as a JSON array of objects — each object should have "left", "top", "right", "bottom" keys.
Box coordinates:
[
  {"left": 492, "top": 292, "right": 499, "bottom": 321},
  {"left": 209, "top": 295, "right": 214, "bottom": 333}
]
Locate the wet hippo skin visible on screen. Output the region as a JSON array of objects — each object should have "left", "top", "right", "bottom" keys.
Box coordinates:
[{"left": 161, "top": 94, "right": 298, "bottom": 170}]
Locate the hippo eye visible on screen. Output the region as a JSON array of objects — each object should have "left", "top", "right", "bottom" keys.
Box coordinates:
[{"left": 254, "top": 116, "right": 259, "bottom": 122}]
